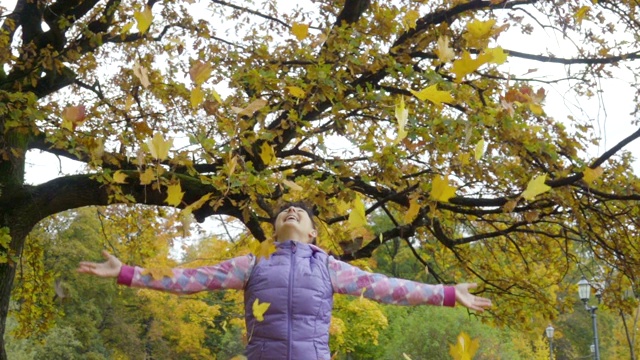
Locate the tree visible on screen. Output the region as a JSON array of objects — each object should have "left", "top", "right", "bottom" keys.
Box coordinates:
[{"left": 1, "top": 0, "right": 640, "bottom": 356}]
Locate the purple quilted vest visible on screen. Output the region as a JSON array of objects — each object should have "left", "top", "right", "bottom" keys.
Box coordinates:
[{"left": 244, "top": 241, "right": 333, "bottom": 360}]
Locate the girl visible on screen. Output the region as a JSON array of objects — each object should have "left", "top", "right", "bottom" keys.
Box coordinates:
[{"left": 78, "top": 202, "right": 491, "bottom": 359}]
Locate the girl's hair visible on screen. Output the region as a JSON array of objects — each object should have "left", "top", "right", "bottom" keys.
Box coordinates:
[{"left": 271, "top": 201, "right": 318, "bottom": 243}]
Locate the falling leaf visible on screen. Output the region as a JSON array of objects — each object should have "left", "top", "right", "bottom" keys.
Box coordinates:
[
  {"left": 436, "top": 36, "right": 455, "bottom": 63},
  {"left": 394, "top": 96, "right": 408, "bottom": 144},
  {"left": 252, "top": 298, "right": 271, "bottom": 322},
  {"left": 466, "top": 19, "right": 496, "bottom": 40},
  {"left": 133, "top": 61, "right": 151, "bottom": 88},
  {"left": 191, "top": 86, "right": 205, "bottom": 108},
  {"left": 574, "top": 6, "right": 591, "bottom": 24},
  {"left": 61, "top": 105, "right": 86, "bottom": 131},
  {"left": 287, "top": 86, "right": 306, "bottom": 98},
  {"left": 348, "top": 195, "right": 367, "bottom": 229},
  {"left": 139, "top": 167, "right": 155, "bottom": 185},
  {"left": 474, "top": 139, "right": 486, "bottom": 160},
  {"left": 410, "top": 84, "right": 453, "bottom": 106},
  {"left": 282, "top": 179, "right": 303, "bottom": 191},
  {"left": 430, "top": 175, "right": 457, "bottom": 202},
  {"left": 134, "top": 6, "right": 153, "bottom": 34},
  {"left": 254, "top": 240, "right": 277, "bottom": 260},
  {"left": 521, "top": 174, "right": 551, "bottom": 201},
  {"left": 291, "top": 22, "right": 309, "bottom": 41},
  {"left": 403, "top": 353, "right": 413, "bottom": 360},
  {"left": 583, "top": 166, "right": 603, "bottom": 184},
  {"left": 259, "top": 142, "right": 276, "bottom": 166},
  {"left": 140, "top": 268, "right": 174, "bottom": 281},
  {"left": 403, "top": 10, "right": 420, "bottom": 29},
  {"left": 165, "top": 182, "right": 185, "bottom": 207},
  {"left": 232, "top": 99, "right": 268, "bottom": 117},
  {"left": 449, "top": 331, "right": 480, "bottom": 360},
  {"left": 189, "top": 61, "right": 213, "bottom": 85},
  {"left": 403, "top": 197, "right": 420, "bottom": 224},
  {"left": 113, "top": 170, "right": 128, "bottom": 184},
  {"left": 483, "top": 47, "right": 508, "bottom": 64},
  {"left": 146, "top": 132, "right": 173, "bottom": 160}
]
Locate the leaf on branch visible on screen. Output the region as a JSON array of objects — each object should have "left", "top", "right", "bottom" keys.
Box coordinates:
[
  {"left": 449, "top": 331, "right": 479, "bottom": 360},
  {"left": 451, "top": 52, "right": 484, "bottom": 82},
  {"left": 583, "top": 166, "right": 603, "bottom": 184},
  {"left": 465, "top": 19, "right": 497, "bottom": 40},
  {"left": 402, "top": 10, "right": 420, "bottom": 30},
  {"left": 183, "top": 193, "right": 213, "bottom": 216},
  {"left": 574, "top": 6, "right": 591, "bottom": 24},
  {"left": 482, "top": 47, "right": 508, "bottom": 65},
  {"left": 165, "top": 182, "right": 185, "bottom": 207},
  {"left": 139, "top": 167, "right": 156, "bottom": 185},
  {"left": 61, "top": 105, "right": 86, "bottom": 131},
  {"left": 189, "top": 61, "right": 213, "bottom": 85},
  {"left": 430, "top": 175, "right": 457, "bottom": 202},
  {"left": 348, "top": 195, "right": 367, "bottom": 229},
  {"left": 410, "top": 84, "right": 453, "bottom": 106},
  {"left": 403, "top": 197, "right": 420, "bottom": 224},
  {"left": 146, "top": 132, "right": 173, "bottom": 160},
  {"left": 134, "top": 6, "right": 153, "bottom": 34},
  {"left": 436, "top": 36, "right": 455, "bottom": 63},
  {"left": 521, "top": 174, "right": 551, "bottom": 201},
  {"left": 232, "top": 99, "right": 268, "bottom": 117},
  {"left": 259, "top": 142, "right": 276, "bottom": 166},
  {"left": 291, "top": 23, "right": 309, "bottom": 41},
  {"left": 113, "top": 170, "right": 128, "bottom": 184},
  {"left": 286, "top": 86, "right": 306, "bottom": 98},
  {"left": 191, "top": 86, "right": 205, "bottom": 108},
  {"left": 394, "top": 96, "right": 408, "bottom": 144},
  {"left": 252, "top": 298, "right": 271, "bottom": 322}
]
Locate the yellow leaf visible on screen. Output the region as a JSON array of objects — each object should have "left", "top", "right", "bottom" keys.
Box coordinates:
[
  {"left": 403, "top": 10, "right": 420, "bottom": 29},
  {"left": 583, "top": 166, "right": 603, "bottom": 184},
  {"left": 403, "top": 353, "right": 413, "bottom": 360},
  {"left": 348, "top": 195, "right": 367, "bottom": 229},
  {"left": 139, "top": 167, "right": 155, "bottom": 185},
  {"left": 140, "top": 268, "right": 174, "bottom": 281},
  {"left": 211, "top": 88, "right": 223, "bottom": 104},
  {"left": 574, "top": 6, "right": 591, "bottom": 24},
  {"left": 451, "top": 52, "right": 484, "bottom": 82},
  {"left": 394, "top": 96, "right": 408, "bottom": 144},
  {"left": 191, "top": 86, "right": 205, "bottom": 108},
  {"left": 189, "top": 61, "right": 213, "bottom": 85},
  {"left": 287, "top": 86, "right": 306, "bottom": 98},
  {"left": 282, "top": 179, "right": 303, "bottom": 191},
  {"left": 121, "top": 22, "right": 134, "bottom": 36},
  {"left": 146, "top": 132, "right": 173, "bottom": 160},
  {"left": 254, "top": 240, "right": 277, "bottom": 260},
  {"left": 466, "top": 19, "right": 496, "bottom": 40},
  {"left": 252, "top": 298, "right": 271, "bottom": 322},
  {"left": 113, "top": 170, "right": 128, "bottom": 184},
  {"left": 403, "top": 197, "right": 420, "bottom": 224},
  {"left": 232, "top": 99, "right": 268, "bottom": 117},
  {"left": 449, "top": 331, "right": 480, "bottom": 360},
  {"left": 528, "top": 103, "right": 544, "bottom": 115},
  {"left": 259, "top": 142, "right": 276, "bottom": 166},
  {"left": 410, "top": 84, "right": 453, "bottom": 106},
  {"left": 474, "top": 139, "right": 486, "bottom": 160},
  {"left": 483, "top": 47, "right": 508, "bottom": 64},
  {"left": 165, "top": 182, "right": 185, "bottom": 207},
  {"left": 430, "top": 175, "right": 456, "bottom": 202},
  {"left": 436, "top": 36, "right": 455, "bottom": 63},
  {"left": 521, "top": 174, "right": 551, "bottom": 201},
  {"left": 134, "top": 6, "right": 153, "bottom": 34},
  {"left": 291, "top": 22, "right": 309, "bottom": 41},
  {"left": 183, "top": 193, "right": 213, "bottom": 215}
]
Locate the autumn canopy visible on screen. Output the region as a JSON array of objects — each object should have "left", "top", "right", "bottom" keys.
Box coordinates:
[{"left": 1, "top": 0, "right": 640, "bottom": 358}]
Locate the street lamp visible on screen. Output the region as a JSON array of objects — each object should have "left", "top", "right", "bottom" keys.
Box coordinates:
[
  {"left": 545, "top": 324, "right": 555, "bottom": 360},
  {"left": 578, "top": 276, "right": 601, "bottom": 360},
  {"left": 590, "top": 343, "right": 595, "bottom": 359}
]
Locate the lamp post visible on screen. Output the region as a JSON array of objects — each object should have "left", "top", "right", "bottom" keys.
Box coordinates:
[
  {"left": 545, "top": 324, "right": 555, "bottom": 360},
  {"left": 578, "top": 276, "right": 601, "bottom": 360}
]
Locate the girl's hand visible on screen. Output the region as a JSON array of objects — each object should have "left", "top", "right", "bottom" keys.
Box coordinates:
[
  {"left": 454, "top": 283, "right": 492, "bottom": 312},
  {"left": 77, "top": 250, "right": 122, "bottom": 278}
]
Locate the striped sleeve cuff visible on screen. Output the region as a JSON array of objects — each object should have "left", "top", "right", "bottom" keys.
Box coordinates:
[
  {"left": 443, "top": 286, "right": 456, "bottom": 307},
  {"left": 117, "top": 265, "right": 135, "bottom": 286}
]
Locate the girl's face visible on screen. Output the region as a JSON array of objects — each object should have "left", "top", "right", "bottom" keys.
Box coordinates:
[{"left": 274, "top": 206, "right": 317, "bottom": 243}]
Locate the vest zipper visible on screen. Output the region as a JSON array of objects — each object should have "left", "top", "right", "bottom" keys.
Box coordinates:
[{"left": 288, "top": 242, "right": 296, "bottom": 360}]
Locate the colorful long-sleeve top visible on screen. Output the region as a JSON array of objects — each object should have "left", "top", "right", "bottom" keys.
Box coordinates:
[{"left": 118, "top": 243, "right": 455, "bottom": 307}]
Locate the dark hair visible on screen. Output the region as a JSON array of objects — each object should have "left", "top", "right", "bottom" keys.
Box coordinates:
[{"left": 271, "top": 201, "right": 318, "bottom": 243}]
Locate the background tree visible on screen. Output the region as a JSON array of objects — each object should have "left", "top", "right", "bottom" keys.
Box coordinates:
[{"left": 1, "top": 0, "right": 640, "bottom": 357}]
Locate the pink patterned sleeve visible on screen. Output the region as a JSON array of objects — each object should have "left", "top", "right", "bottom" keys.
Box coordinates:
[
  {"left": 328, "top": 257, "right": 456, "bottom": 307},
  {"left": 117, "top": 255, "right": 255, "bottom": 294}
]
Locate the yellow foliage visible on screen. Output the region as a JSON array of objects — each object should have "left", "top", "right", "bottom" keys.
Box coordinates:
[
  {"left": 134, "top": 6, "right": 153, "bottom": 34},
  {"left": 449, "top": 331, "right": 479, "bottom": 360},
  {"left": 291, "top": 22, "right": 309, "bottom": 41},
  {"left": 165, "top": 182, "right": 185, "bottom": 207},
  {"left": 521, "top": 174, "right": 551, "bottom": 201}
]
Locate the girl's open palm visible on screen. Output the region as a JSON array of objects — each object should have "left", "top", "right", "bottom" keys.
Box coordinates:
[
  {"left": 77, "top": 250, "right": 122, "bottom": 278},
  {"left": 455, "top": 283, "right": 492, "bottom": 312}
]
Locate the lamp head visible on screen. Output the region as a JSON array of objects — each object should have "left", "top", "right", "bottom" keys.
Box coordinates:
[
  {"left": 577, "top": 276, "right": 591, "bottom": 302},
  {"left": 545, "top": 324, "right": 554, "bottom": 339}
]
